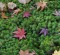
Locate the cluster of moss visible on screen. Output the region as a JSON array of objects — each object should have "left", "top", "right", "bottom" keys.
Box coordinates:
[{"left": 0, "top": 0, "right": 60, "bottom": 55}]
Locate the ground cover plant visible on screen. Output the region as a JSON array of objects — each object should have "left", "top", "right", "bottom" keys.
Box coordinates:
[{"left": 0, "top": 0, "right": 60, "bottom": 55}]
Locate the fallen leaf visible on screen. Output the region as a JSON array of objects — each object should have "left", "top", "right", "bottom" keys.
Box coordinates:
[
  {"left": 18, "top": 0, "right": 31, "bottom": 4},
  {"left": 39, "top": 28, "right": 48, "bottom": 36},
  {"left": 23, "top": 11, "right": 31, "bottom": 18},
  {"left": 53, "top": 10, "right": 60, "bottom": 16},
  {"left": 19, "top": 50, "right": 35, "bottom": 55},
  {"left": 1, "top": 12, "right": 8, "bottom": 18},
  {"left": 0, "top": 2, "right": 6, "bottom": 11},
  {"left": 29, "top": 6, "right": 35, "bottom": 10},
  {"left": 8, "top": 2, "right": 17, "bottom": 10},
  {"left": 36, "top": 1, "right": 47, "bottom": 11},
  {"left": 13, "top": 28, "right": 26, "bottom": 40},
  {"left": 8, "top": 2, "right": 17, "bottom": 13},
  {"left": 52, "top": 50, "right": 60, "bottom": 55},
  {"left": 11, "top": 9, "right": 21, "bottom": 17}
]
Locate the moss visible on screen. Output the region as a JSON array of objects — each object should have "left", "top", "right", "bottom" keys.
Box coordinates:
[{"left": 0, "top": 0, "right": 60, "bottom": 55}]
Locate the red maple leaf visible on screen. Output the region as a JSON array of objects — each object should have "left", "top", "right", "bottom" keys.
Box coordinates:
[
  {"left": 13, "top": 28, "right": 26, "bottom": 40},
  {"left": 23, "top": 11, "right": 31, "bottom": 18}
]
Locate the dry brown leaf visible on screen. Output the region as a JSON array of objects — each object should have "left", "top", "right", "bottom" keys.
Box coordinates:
[
  {"left": 52, "top": 50, "right": 60, "bottom": 55},
  {"left": 19, "top": 50, "right": 35, "bottom": 55},
  {"left": 29, "top": 6, "right": 35, "bottom": 10},
  {"left": 8, "top": 2, "right": 17, "bottom": 10},
  {"left": 1, "top": 12, "right": 8, "bottom": 18},
  {"left": 36, "top": 1, "right": 47, "bottom": 11},
  {"left": 11, "top": 9, "right": 21, "bottom": 17},
  {"left": 13, "top": 9, "right": 21, "bottom": 14},
  {"left": 0, "top": 2, "right": 7, "bottom": 11},
  {"left": 18, "top": 0, "right": 31, "bottom": 4}
]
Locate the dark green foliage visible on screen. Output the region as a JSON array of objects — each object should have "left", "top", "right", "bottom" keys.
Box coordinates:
[{"left": 0, "top": 0, "right": 60, "bottom": 55}]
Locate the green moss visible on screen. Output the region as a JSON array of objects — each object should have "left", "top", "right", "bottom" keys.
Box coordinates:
[{"left": 0, "top": 0, "right": 60, "bottom": 55}]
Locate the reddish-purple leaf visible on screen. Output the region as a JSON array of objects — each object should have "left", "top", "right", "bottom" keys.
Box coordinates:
[
  {"left": 39, "top": 28, "right": 48, "bottom": 36},
  {"left": 23, "top": 11, "right": 31, "bottom": 18},
  {"left": 13, "top": 28, "right": 26, "bottom": 40}
]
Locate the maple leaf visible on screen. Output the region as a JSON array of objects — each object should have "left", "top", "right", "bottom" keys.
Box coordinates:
[
  {"left": 39, "top": 28, "right": 48, "bottom": 36},
  {"left": 53, "top": 10, "right": 60, "bottom": 16},
  {"left": 8, "top": 2, "right": 17, "bottom": 10},
  {"left": 29, "top": 6, "right": 35, "bottom": 10},
  {"left": 0, "top": 2, "right": 6, "bottom": 11},
  {"left": 19, "top": 50, "right": 35, "bottom": 55},
  {"left": 11, "top": 9, "right": 21, "bottom": 17},
  {"left": 13, "top": 28, "right": 26, "bottom": 40},
  {"left": 23, "top": 11, "right": 31, "bottom": 18},
  {"left": 1, "top": 12, "right": 8, "bottom": 19},
  {"left": 36, "top": 1, "right": 47, "bottom": 11},
  {"left": 8, "top": 2, "right": 17, "bottom": 13},
  {"left": 18, "top": 0, "right": 31, "bottom": 4},
  {"left": 52, "top": 50, "right": 60, "bottom": 55}
]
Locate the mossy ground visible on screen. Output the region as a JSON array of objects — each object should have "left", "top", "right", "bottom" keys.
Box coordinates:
[{"left": 0, "top": 0, "right": 60, "bottom": 55}]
